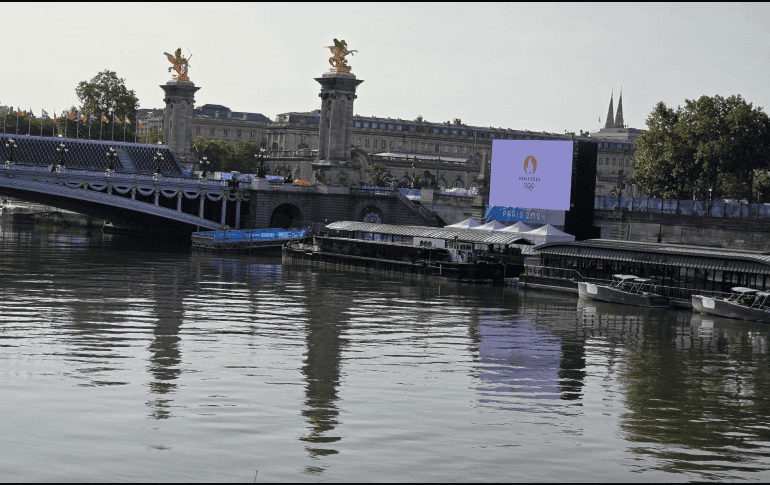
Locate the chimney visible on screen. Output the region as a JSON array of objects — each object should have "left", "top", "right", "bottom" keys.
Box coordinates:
[{"left": 453, "top": 118, "right": 461, "bottom": 125}]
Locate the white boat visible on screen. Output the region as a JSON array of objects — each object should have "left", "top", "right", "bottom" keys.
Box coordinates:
[
  {"left": 692, "top": 287, "right": 770, "bottom": 323},
  {"left": 578, "top": 274, "right": 669, "bottom": 308}
]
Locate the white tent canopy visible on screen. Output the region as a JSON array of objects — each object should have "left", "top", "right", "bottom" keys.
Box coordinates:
[
  {"left": 470, "top": 220, "right": 507, "bottom": 232},
  {"left": 516, "top": 224, "right": 575, "bottom": 254},
  {"left": 494, "top": 221, "right": 534, "bottom": 234},
  {"left": 444, "top": 217, "right": 481, "bottom": 229}
]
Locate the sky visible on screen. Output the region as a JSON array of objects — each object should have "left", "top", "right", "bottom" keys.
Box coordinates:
[{"left": 1, "top": 3, "right": 768, "bottom": 134}]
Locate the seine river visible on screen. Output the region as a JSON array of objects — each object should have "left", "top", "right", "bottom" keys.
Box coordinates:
[{"left": 1, "top": 221, "right": 769, "bottom": 482}]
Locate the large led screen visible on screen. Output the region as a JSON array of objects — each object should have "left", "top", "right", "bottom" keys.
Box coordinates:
[{"left": 489, "top": 140, "right": 574, "bottom": 211}]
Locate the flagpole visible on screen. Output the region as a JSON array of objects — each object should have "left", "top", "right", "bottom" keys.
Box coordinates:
[
  {"left": 65, "top": 114, "right": 68, "bottom": 139},
  {"left": 15, "top": 111, "right": 19, "bottom": 135},
  {"left": 100, "top": 115, "right": 103, "bottom": 141},
  {"left": 88, "top": 115, "right": 91, "bottom": 140},
  {"left": 123, "top": 115, "right": 127, "bottom": 142},
  {"left": 111, "top": 114, "right": 114, "bottom": 142},
  {"left": 76, "top": 112, "right": 79, "bottom": 139}
]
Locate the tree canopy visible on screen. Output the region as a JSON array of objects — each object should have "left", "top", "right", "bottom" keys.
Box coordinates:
[
  {"left": 192, "top": 137, "right": 263, "bottom": 173},
  {"left": 632, "top": 94, "right": 770, "bottom": 201}
]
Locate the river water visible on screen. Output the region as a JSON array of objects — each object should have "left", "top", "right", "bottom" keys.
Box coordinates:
[{"left": 1, "top": 221, "right": 769, "bottom": 482}]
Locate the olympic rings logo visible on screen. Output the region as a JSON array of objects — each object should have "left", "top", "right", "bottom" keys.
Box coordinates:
[{"left": 523, "top": 183, "right": 535, "bottom": 191}]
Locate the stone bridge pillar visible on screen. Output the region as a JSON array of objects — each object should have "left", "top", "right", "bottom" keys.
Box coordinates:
[
  {"left": 160, "top": 81, "right": 201, "bottom": 167},
  {"left": 315, "top": 73, "right": 363, "bottom": 162}
]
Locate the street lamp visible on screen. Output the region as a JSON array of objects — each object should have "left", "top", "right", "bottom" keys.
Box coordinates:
[
  {"left": 200, "top": 155, "right": 209, "bottom": 179},
  {"left": 411, "top": 162, "right": 416, "bottom": 189},
  {"left": 657, "top": 185, "right": 669, "bottom": 243},
  {"left": 228, "top": 172, "right": 239, "bottom": 192},
  {"left": 4, "top": 138, "right": 17, "bottom": 165},
  {"left": 152, "top": 149, "right": 165, "bottom": 177},
  {"left": 105, "top": 146, "right": 118, "bottom": 172},
  {"left": 255, "top": 146, "right": 267, "bottom": 178},
  {"left": 56, "top": 141, "right": 69, "bottom": 171}
]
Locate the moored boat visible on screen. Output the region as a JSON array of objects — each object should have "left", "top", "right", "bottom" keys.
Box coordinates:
[
  {"left": 578, "top": 274, "right": 669, "bottom": 308},
  {"left": 692, "top": 287, "right": 770, "bottom": 323}
]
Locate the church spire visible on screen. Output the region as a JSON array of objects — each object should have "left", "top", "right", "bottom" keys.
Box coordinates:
[
  {"left": 604, "top": 90, "right": 615, "bottom": 129},
  {"left": 615, "top": 88, "right": 624, "bottom": 128}
]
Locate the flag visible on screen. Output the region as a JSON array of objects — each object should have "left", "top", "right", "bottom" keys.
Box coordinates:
[
  {"left": 81, "top": 113, "right": 87, "bottom": 122},
  {"left": 62, "top": 110, "right": 69, "bottom": 118},
  {"left": 90, "top": 114, "right": 97, "bottom": 121},
  {"left": 101, "top": 114, "right": 109, "bottom": 123},
  {"left": 113, "top": 114, "right": 121, "bottom": 124},
  {"left": 28, "top": 108, "right": 35, "bottom": 119},
  {"left": 68, "top": 111, "right": 76, "bottom": 120},
  {"left": 124, "top": 115, "right": 130, "bottom": 124},
  {"left": 17, "top": 109, "right": 24, "bottom": 116},
  {"left": 54, "top": 111, "right": 57, "bottom": 121},
  {"left": 139, "top": 121, "right": 144, "bottom": 128},
  {"left": 42, "top": 109, "right": 49, "bottom": 119}
]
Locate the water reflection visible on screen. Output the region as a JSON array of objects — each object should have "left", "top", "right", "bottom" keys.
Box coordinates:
[
  {"left": 576, "top": 297, "right": 770, "bottom": 478},
  {"left": 298, "top": 271, "right": 345, "bottom": 462}
]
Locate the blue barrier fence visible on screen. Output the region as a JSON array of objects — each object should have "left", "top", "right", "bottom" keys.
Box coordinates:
[{"left": 595, "top": 195, "right": 770, "bottom": 220}]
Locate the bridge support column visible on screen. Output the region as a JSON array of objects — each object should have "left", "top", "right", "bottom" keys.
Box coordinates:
[
  {"left": 154, "top": 188, "right": 159, "bottom": 206},
  {"left": 177, "top": 191, "right": 182, "bottom": 211},
  {"left": 235, "top": 197, "right": 241, "bottom": 230},
  {"left": 199, "top": 194, "right": 205, "bottom": 218},
  {"left": 131, "top": 187, "right": 136, "bottom": 200},
  {"left": 221, "top": 198, "right": 227, "bottom": 226}
]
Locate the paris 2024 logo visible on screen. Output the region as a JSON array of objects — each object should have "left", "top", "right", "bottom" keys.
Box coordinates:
[{"left": 520, "top": 155, "right": 539, "bottom": 191}]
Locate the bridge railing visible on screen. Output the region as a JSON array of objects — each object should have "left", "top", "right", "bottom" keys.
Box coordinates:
[{"left": 595, "top": 195, "right": 770, "bottom": 220}]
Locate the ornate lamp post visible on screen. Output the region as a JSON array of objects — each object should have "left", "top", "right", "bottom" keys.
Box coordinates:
[
  {"left": 228, "top": 172, "right": 239, "bottom": 193},
  {"left": 56, "top": 140, "right": 69, "bottom": 171},
  {"left": 255, "top": 146, "right": 267, "bottom": 178},
  {"left": 105, "top": 146, "right": 118, "bottom": 173},
  {"left": 200, "top": 155, "right": 209, "bottom": 179},
  {"left": 411, "top": 162, "right": 416, "bottom": 189},
  {"left": 153, "top": 148, "right": 165, "bottom": 177},
  {"left": 5, "top": 138, "right": 17, "bottom": 166}
]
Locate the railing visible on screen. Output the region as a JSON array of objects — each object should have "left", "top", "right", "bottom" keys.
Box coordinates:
[
  {"left": 595, "top": 195, "right": 770, "bottom": 220},
  {"left": 394, "top": 188, "right": 436, "bottom": 223}
]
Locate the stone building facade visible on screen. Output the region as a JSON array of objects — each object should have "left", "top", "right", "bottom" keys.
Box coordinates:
[{"left": 139, "top": 91, "right": 646, "bottom": 196}]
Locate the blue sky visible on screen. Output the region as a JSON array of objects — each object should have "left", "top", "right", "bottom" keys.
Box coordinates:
[{"left": 1, "top": 3, "right": 767, "bottom": 133}]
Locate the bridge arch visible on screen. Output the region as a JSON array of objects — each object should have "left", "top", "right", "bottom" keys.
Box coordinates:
[
  {"left": 270, "top": 203, "right": 303, "bottom": 229},
  {"left": 354, "top": 199, "right": 388, "bottom": 224}
]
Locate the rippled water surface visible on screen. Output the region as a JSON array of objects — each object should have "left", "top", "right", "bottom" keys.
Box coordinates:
[{"left": 1, "top": 222, "right": 769, "bottom": 482}]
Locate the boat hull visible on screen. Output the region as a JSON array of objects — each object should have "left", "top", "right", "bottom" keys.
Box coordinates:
[
  {"left": 691, "top": 295, "right": 770, "bottom": 323},
  {"left": 578, "top": 282, "right": 669, "bottom": 308}
]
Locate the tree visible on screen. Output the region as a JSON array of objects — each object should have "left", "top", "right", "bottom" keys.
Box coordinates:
[
  {"left": 367, "top": 162, "right": 387, "bottom": 186},
  {"left": 232, "top": 140, "right": 261, "bottom": 173},
  {"left": 192, "top": 137, "right": 234, "bottom": 172},
  {"left": 72, "top": 70, "right": 139, "bottom": 140},
  {"left": 632, "top": 95, "right": 770, "bottom": 201},
  {"left": 138, "top": 127, "right": 163, "bottom": 145}
]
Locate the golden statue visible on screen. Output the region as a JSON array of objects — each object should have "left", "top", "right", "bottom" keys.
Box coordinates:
[
  {"left": 327, "top": 39, "right": 357, "bottom": 74},
  {"left": 164, "top": 48, "right": 191, "bottom": 82}
]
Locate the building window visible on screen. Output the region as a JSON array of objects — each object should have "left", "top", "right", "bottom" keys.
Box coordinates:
[
  {"left": 452, "top": 130, "right": 458, "bottom": 135},
  {"left": 599, "top": 158, "right": 603, "bottom": 165},
  {"left": 390, "top": 140, "right": 394, "bottom": 149},
  {"left": 236, "top": 130, "right": 241, "bottom": 138},
  {"left": 374, "top": 139, "right": 377, "bottom": 147},
  {"left": 224, "top": 129, "right": 229, "bottom": 137},
  {"left": 365, "top": 139, "right": 369, "bottom": 147},
  {"left": 363, "top": 122, "right": 369, "bottom": 128},
  {"left": 444, "top": 145, "right": 449, "bottom": 153},
  {"left": 388, "top": 124, "right": 394, "bottom": 130},
  {"left": 382, "top": 140, "right": 386, "bottom": 149},
  {"left": 396, "top": 125, "right": 402, "bottom": 131},
  {"left": 397, "top": 141, "right": 402, "bottom": 149},
  {"left": 209, "top": 128, "right": 214, "bottom": 136},
  {"left": 250, "top": 131, "right": 255, "bottom": 138},
  {"left": 355, "top": 121, "right": 361, "bottom": 127},
  {"left": 606, "top": 157, "right": 609, "bottom": 165},
  {"left": 196, "top": 127, "right": 200, "bottom": 135},
  {"left": 625, "top": 158, "right": 630, "bottom": 167},
  {"left": 411, "top": 143, "right": 416, "bottom": 151},
  {"left": 357, "top": 138, "right": 361, "bottom": 146},
  {"left": 453, "top": 146, "right": 458, "bottom": 153}
]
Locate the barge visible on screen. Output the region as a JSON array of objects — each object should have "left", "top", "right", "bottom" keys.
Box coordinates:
[
  {"left": 692, "top": 287, "right": 770, "bottom": 323},
  {"left": 192, "top": 227, "right": 306, "bottom": 251},
  {"left": 520, "top": 239, "right": 770, "bottom": 308},
  {"left": 282, "top": 221, "right": 528, "bottom": 283},
  {"left": 577, "top": 274, "right": 669, "bottom": 308}
]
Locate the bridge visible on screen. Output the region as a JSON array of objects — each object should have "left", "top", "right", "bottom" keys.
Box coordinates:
[{"left": 0, "top": 133, "right": 245, "bottom": 233}]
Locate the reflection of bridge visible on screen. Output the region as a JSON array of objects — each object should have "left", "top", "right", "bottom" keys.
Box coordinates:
[{"left": 1, "top": 134, "right": 245, "bottom": 233}]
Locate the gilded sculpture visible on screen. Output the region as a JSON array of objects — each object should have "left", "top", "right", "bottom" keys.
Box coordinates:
[
  {"left": 327, "top": 39, "right": 357, "bottom": 73},
  {"left": 164, "top": 48, "right": 192, "bottom": 82}
]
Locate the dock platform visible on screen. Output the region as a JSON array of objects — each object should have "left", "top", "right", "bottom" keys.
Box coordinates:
[{"left": 191, "top": 228, "right": 306, "bottom": 251}]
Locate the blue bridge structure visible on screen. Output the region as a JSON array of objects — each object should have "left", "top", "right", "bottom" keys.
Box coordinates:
[{"left": 0, "top": 133, "right": 247, "bottom": 233}]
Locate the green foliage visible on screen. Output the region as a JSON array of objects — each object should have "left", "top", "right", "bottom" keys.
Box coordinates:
[
  {"left": 632, "top": 95, "right": 770, "bottom": 201},
  {"left": 1, "top": 111, "right": 56, "bottom": 136},
  {"left": 232, "top": 140, "right": 262, "bottom": 173},
  {"left": 192, "top": 138, "right": 265, "bottom": 173},
  {"left": 67, "top": 70, "right": 139, "bottom": 140},
  {"left": 138, "top": 127, "right": 163, "bottom": 145},
  {"left": 367, "top": 162, "right": 387, "bottom": 186}
]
